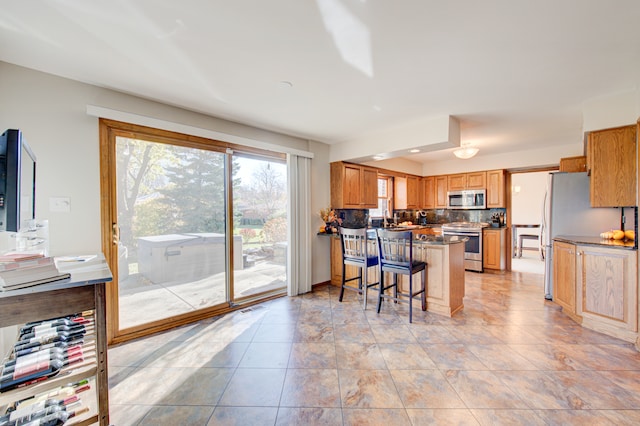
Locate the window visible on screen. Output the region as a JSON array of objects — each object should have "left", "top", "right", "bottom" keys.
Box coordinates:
[{"left": 369, "top": 176, "right": 393, "bottom": 217}]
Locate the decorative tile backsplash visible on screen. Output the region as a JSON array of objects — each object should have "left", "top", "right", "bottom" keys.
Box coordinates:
[
  {"left": 338, "top": 208, "right": 509, "bottom": 227},
  {"left": 401, "top": 208, "right": 508, "bottom": 224},
  {"left": 335, "top": 209, "right": 369, "bottom": 228}
]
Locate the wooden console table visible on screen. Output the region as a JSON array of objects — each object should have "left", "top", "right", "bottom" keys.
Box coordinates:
[{"left": 0, "top": 254, "right": 112, "bottom": 425}]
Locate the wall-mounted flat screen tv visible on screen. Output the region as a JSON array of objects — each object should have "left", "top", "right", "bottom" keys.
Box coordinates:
[{"left": 0, "top": 129, "right": 37, "bottom": 232}]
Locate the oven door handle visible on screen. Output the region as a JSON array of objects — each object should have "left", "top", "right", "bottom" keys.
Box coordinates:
[{"left": 443, "top": 231, "right": 481, "bottom": 236}]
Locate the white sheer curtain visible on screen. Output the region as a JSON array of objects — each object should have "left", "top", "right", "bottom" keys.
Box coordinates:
[{"left": 287, "top": 153, "right": 312, "bottom": 296}]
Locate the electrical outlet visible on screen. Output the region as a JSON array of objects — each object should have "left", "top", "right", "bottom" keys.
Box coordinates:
[{"left": 50, "top": 197, "right": 71, "bottom": 213}]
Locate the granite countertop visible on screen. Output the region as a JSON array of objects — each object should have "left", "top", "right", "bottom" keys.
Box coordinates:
[
  {"left": 317, "top": 231, "right": 466, "bottom": 245},
  {"left": 415, "top": 235, "right": 468, "bottom": 245},
  {"left": 554, "top": 235, "right": 637, "bottom": 250},
  {"left": 369, "top": 224, "right": 443, "bottom": 230}
]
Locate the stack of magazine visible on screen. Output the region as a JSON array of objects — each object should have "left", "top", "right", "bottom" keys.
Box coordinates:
[{"left": 0, "top": 253, "right": 71, "bottom": 291}]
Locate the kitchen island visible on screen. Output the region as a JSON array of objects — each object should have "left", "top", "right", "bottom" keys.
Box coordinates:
[{"left": 325, "top": 230, "right": 466, "bottom": 317}]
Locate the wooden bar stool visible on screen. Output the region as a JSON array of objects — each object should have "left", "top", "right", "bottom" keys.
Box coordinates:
[
  {"left": 375, "top": 229, "right": 426, "bottom": 323},
  {"left": 338, "top": 227, "right": 379, "bottom": 309}
]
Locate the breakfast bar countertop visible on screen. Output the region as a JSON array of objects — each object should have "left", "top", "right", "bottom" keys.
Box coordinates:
[{"left": 317, "top": 231, "right": 466, "bottom": 245}]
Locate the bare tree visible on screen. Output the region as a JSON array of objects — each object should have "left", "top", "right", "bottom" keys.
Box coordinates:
[{"left": 249, "top": 163, "right": 286, "bottom": 218}]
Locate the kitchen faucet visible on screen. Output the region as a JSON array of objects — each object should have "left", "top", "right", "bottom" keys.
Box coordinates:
[{"left": 383, "top": 209, "right": 390, "bottom": 228}]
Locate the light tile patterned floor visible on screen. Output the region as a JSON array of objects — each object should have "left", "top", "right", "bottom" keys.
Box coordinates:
[{"left": 108, "top": 270, "right": 640, "bottom": 425}]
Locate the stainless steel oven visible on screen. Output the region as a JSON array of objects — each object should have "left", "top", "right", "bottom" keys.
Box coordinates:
[{"left": 442, "top": 222, "right": 488, "bottom": 272}]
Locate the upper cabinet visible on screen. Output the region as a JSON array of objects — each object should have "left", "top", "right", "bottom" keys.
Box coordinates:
[
  {"left": 423, "top": 175, "right": 448, "bottom": 208},
  {"left": 587, "top": 125, "right": 637, "bottom": 207},
  {"left": 395, "top": 175, "right": 421, "bottom": 209},
  {"left": 331, "top": 161, "right": 378, "bottom": 209},
  {"left": 559, "top": 156, "right": 587, "bottom": 173},
  {"left": 447, "top": 171, "right": 486, "bottom": 191},
  {"left": 466, "top": 171, "right": 487, "bottom": 189},
  {"left": 435, "top": 176, "right": 448, "bottom": 208},
  {"left": 421, "top": 176, "right": 435, "bottom": 209},
  {"left": 486, "top": 169, "right": 506, "bottom": 208},
  {"left": 447, "top": 174, "right": 466, "bottom": 191}
]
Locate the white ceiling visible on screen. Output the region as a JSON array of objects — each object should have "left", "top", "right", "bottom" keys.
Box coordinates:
[{"left": 1, "top": 1, "right": 640, "bottom": 163}]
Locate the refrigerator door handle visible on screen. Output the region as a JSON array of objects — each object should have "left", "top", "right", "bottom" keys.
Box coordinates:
[{"left": 540, "top": 190, "right": 548, "bottom": 247}]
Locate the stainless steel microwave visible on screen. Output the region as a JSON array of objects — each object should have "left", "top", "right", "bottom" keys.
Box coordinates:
[{"left": 447, "top": 189, "right": 486, "bottom": 209}]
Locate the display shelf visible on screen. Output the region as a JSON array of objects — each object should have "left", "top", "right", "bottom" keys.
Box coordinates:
[
  {"left": 0, "top": 333, "right": 97, "bottom": 403},
  {"left": 69, "top": 377, "right": 98, "bottom": 426},
  {"left": 0, "top": 254, "right": 111, "bottom": 425}
]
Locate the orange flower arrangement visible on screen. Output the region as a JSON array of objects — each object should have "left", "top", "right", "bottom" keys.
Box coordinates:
[{"left": 319, "top": 208, "right": 342, "bottom": 232}]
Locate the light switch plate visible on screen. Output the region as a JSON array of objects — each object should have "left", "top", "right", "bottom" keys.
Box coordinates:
[{"left": 50, "top": 197, "right": 71, "bottom": 213}]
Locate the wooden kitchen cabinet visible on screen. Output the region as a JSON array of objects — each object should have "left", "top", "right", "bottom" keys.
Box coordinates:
[
  {"left": 395, "top": 175, "right": 420, "bottom": 209},
  {"left": 447, "top": 174, "right": 466, "bottom": 191},
  {"left": 553, "top": 241, "right": 578, "bottom": 319},
  {"left": 466, "top": 171, "right": 487, "bottom": 189},
  {"left": 576, "top": 245, "right": 638, "bottom": 340},
  {"left": 483, "top": 228, "right": 506, "bottom": 270},
  {"left": 559, "top": 156, "right": 587, "bottom": 172},
  {"left": 331, "top": 236, "right": 355, "bottom": 286},
  {"left": 330, "top": 236, "right": 378, "bottom": 287},
  {"left": 397, "top": 242, "right": 465, "bottom": 317},
  {"left": 362, "top": 167, "right": 379, "bottom": 207},
  {"left": 407, "top": 176, "right": 420, "bottom": 207},
  {"left": 447, "top": 171, "right": 486, "bottom": 191},
  {"left": 587, "top": 125, "right": 636, "bottom": 207},
  {"left": 486, "top": 169, "right": 506, "bottom": 208},
  {"left": 435, "top": 175, "right": 448, "bottom": 208},
  {"left": 421, "top": 176, "right": 435, "bottom": 209},
  {"left": 330, "top": 161, "right": 378, "bottom": 209}
]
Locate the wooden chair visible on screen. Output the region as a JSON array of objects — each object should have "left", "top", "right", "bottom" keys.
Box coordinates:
[
  {"left": 338, "top": 227, "right": 379, "bottom": 309},
  {"left": 518, "top": 233, "right": 542, "bottom": 259},
  {"left": 375, "top": 229, "right": 426, "bottom": 323}
]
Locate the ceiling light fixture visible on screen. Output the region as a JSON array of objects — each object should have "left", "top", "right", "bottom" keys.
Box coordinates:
[
  {"left": 372, "top": 155, "right": 384, "bottom": 160},
  {"left": 409, "top": 149, "right": 420, "bottom": 153},
  {"left": 453, "top": 141, "right": 479, "bottom": 159}
]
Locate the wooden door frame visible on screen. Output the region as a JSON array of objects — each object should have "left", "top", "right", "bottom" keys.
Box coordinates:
[
  {"left": 504, "top": 166, "right": 558, "bottom": 272},
  {"left": 99, "top": 118, "right": 286, "bottom": 345}
]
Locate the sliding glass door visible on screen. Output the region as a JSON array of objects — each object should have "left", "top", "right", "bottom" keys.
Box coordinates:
[
  {"left": 100, "top": 120, "right": 288, "bottom": 343},
  {"left": 232, "top": 154, "right": 287, "bottom": 301},
  {"left": 115, "top": 137, "right": 229, "bottom": 330}
]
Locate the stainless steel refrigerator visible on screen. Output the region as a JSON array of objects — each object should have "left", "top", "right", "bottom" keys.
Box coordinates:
[{"left": 541, "top": 172, "right": 620, "bottom": 300}]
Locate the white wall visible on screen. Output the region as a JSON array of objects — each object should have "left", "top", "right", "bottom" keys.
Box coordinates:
[
  {"left": 511, "top": 171, "right": 548, "bottom": 237},
  {"left": 359, "top": 143, "right": 581, "bottom": 177},
  {"left": 423, "top": 143, "right": 582, "bottom": 176},
  {"left": 0, "top": 62, "right": 331, "bottom": 284},
  {"left": 331, "top": 89, "right": 640, "bottom": 176},
  {"left": 362, "top": 157, "right": 424, "bottom": 176},
  {"left": 330, "top": 115, "right": 458, "bottom": 163},
  {"left": 583, "top": 90, "right": 640, "bottom": 132}
]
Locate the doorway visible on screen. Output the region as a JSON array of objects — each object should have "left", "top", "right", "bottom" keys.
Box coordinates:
[
  {"left": 509, "top": 170, "right": 551, "bottom": 275},
  {"left": 100, "top": 119, "right": 287, "bottom": 344}
]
